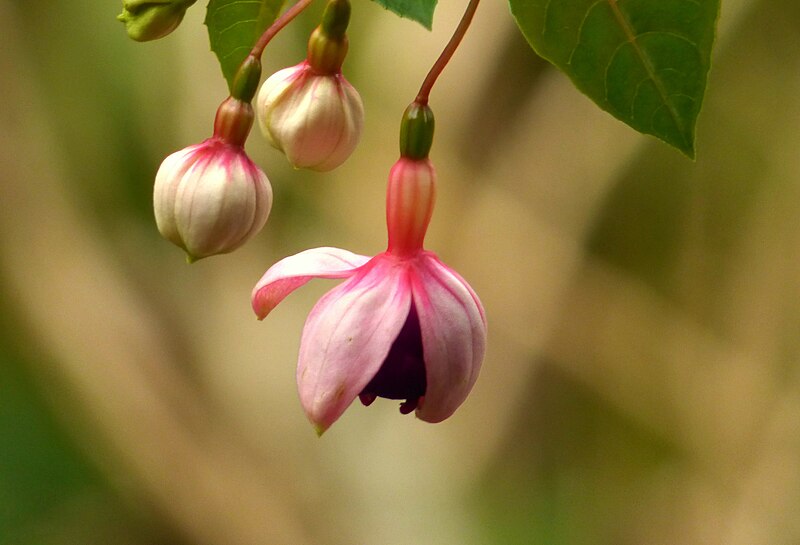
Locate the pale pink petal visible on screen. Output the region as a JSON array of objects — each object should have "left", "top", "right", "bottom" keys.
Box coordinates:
[
  {"left": 251, "top": 247, "right": 370, "bottom": 319},
  {"left": 411, "top": 252, "right": 487, "bottom": 423},
  {"left": 297, "top": 255, "right": 412, "bottom": 434}
]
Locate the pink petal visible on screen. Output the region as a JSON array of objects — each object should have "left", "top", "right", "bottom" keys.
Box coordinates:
[
  {"left": 411, "top": 252, "right": 487, "bottom": 423},
  {"left": 251, "top": 247, "right": 370, "bottom": 319},
  {"left": 297, "top": 255, "right": 412, "bottom": 434}
]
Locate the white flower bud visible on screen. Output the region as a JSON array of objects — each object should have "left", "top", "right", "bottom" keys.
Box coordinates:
[
  {"left": 153, "top": 138, "right": 272, "bottom": 262},
  {"left": 256, "top": 62, "right": 364, "bottom": 172}
]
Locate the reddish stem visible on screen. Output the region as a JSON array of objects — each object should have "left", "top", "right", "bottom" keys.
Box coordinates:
[
  {"left": 250, "top": 0, "right": 316, "bottom": 59},
  {"left": 415, "top": 0, "right": 481, "bottom": 105}
]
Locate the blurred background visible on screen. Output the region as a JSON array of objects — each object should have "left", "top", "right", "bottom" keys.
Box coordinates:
[{"left": 2, "top": 0, "right": 800, "bottom": 543}]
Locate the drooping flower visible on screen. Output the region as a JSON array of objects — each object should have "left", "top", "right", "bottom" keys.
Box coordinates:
[
  {"left": 154, "top": 96, "right": 272, "bottom": 261},
  {"left": 252, "top": 115, "right": 486, "bottom": 433},
  {"left": 256, "top": 0, "right": 364, "bottom": 171}
]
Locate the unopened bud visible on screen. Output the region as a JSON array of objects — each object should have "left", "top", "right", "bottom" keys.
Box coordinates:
[
  {"left": 256, "top": 62, "right": 364, "bottom": 171},
  {"left": 118, "top": 0, "right": 196, "bottom": 42},
  {"left": 153, "top": 138, "right": 272, "bottom": 261}
]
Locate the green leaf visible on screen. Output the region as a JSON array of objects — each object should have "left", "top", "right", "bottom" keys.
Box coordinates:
[
  {"left": 205, "top": 0, "right": 285, "bottom": 90},
  {"left": 509, "top": 0, "right": 720, "bottom": 158},
  {"left": 370, "top": 0, "right": 437, "bottom": 30}
]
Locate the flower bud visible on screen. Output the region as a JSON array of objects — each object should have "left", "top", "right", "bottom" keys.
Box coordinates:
[
  {"left": 153, "top": 138, "right": 272, "bottom": 261},
  {"left": 117, "top": 0, "right": 195, "bottom": 42},
  {"left": 256, "top": 61, "right": 364, "bottom": 171}
]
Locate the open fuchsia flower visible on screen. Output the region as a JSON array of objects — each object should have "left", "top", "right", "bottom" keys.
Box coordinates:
[
  {"left": 252, "top": 103, "right": 486, "bottom": 434},
  {"left": 256, "top": 0, "right": 364, "bottom": 172},
  {"left": 154, "top": 94, "right": 272, "bottom": 262}
]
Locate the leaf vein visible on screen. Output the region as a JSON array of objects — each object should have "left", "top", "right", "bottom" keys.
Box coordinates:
[
  {"left": 605, "top": 0, "right": 686, "bottom": 139},
  {"left": 650, "top": 94, "right": 696, "bottom": 128},
  {"left": 214, "top": 0, "right": 262, "bottom": 12},
  {"left": 220, "top": 45, "right": 253, "bottom": 61},
  {"left": 566, "top": 0, "right": 606, "bottom": 66},
  {"left": 636, "top": 30, "right": 697, "bottom": 49},
  {"left": 217, "top": 19, "right": 255, "bottom": 36},
  {"left": 541, "top": 0, "right": 553, "bottom": 37}
]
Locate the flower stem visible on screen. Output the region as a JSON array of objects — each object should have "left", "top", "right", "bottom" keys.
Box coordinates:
[
  {"left": 415, "top": 0, "right": 480, "bottom": 105},
  {"left": 250, "top": 0, "right": 316, "bottom": 59}
]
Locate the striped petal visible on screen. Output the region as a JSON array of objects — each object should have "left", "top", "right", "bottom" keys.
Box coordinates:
[
  {"left": 297, "top": 256, "right": 412, "bottom": 434},
  {"left": 411, "top": 252, "right": 486, "bottom": 423}
]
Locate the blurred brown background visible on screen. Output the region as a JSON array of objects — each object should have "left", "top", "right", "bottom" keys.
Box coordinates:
[{"left": 2, "top": 0, "right": 800, "bottom": 543}]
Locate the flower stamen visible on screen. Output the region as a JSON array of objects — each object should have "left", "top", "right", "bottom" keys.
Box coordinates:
[{"left": 359, "top": 303, "right": 427, "bottom": 413}]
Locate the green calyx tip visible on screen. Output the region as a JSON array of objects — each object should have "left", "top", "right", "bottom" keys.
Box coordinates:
[
  {"left": 320, "top": 0, "right": 351, "bottom": 40},
  {"left": 231, "top": 56, "right": 262, "bottom": 103},
  {"left": 399, "top": 102, "right": 435, "bottom": 159},
  {"left": 307, "top": 0, "right": 351, "bottom": 74}
]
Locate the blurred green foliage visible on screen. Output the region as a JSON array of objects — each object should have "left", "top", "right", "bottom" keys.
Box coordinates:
[
  {"left": 476, "top": 362, "right": 679, "bottom": 545},
  {"left": 0, "top": 350, "right": 95, "bottom": 543}
]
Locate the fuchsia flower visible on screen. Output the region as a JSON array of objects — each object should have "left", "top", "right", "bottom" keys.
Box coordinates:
[
  {"left": 256, "top": 0, "right": 364, "bottom": 172},
  {"left": 256, "top": 61, "right": 363, "bottom": 172},
  {"left": 252, "top": 153, "right": 486, "bottom": 434},
  {"left": 154, "top": 97, "right": 272, "bottom": 261}
]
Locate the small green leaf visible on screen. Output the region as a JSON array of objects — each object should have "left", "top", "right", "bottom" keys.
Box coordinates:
[
  {"left": 205, "top": 0, "right": 285, "bottom": 90},
  {"left": 370, "top": 0, "right": 437, "bottom": 30},
  {"left": 509, "top": 0, "right": 720, "bottom": 158}
]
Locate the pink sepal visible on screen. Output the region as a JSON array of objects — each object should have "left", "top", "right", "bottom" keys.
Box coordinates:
[
  {"left": 411, "top": 253, "right": 486, "bottom": 423},
  {"left": 296, "top": 256, "right": 412, "bottom": 433},
  {"left": 251, "top": 247, "right": 370, "bottom": 319}
]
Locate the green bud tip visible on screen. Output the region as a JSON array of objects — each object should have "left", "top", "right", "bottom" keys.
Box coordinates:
[
  {"left": 399, "top": 102, "right": 435, "bottom": 160},
  {"left": 320, "top": 0, "right": 351, "bottom": 40},
  {"left": 231, "top": 55, "right": 262, "bottom": 103},
  {"left": 307, "top": 0, "right": 351, "bottom": 74}
]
